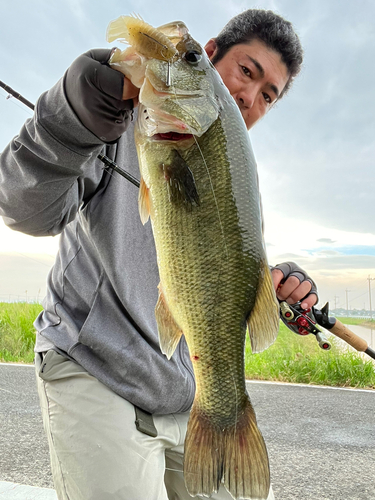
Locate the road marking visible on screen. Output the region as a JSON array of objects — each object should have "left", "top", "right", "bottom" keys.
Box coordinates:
[{"left": 0, "top": 481, "right": 57, "bottom": 499}]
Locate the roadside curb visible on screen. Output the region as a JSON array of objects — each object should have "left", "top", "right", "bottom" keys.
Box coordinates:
[
  {"left": 0, "top": 363, "right": 34, "bottom": 367},
  {"left": 246, "top": 379, "right": 375, "bottom": 393},
  {"left": 1, "top": 362, "right": 373, "bottom": 391},
  {"left": 0, "top": 481, "right": 57, "bottom": 499}
]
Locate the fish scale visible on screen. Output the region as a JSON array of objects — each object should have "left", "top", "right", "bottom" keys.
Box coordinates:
[
  {"left": 107, "top": 14, "right": 280, "bottom": 499},
  {"left": 142, "top": 121, "right": 262, "bottom": 417}
]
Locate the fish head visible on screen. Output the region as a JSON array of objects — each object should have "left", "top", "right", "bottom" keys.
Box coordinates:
[
  {"left": 138, "top": 29, "right": 221, "bottom": 139},
  {"left": 107, "top": 16, "right": 222, "bottom": 141}
]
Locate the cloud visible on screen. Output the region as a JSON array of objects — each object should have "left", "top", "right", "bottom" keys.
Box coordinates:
[
  {"left": 306, "top": 246, "right": 375, "bottom": 257},
  {"left": 0, "top": 0, "right": 374, "bottom": 305},
  {"left": 251, "top": 0, "right": 375, "bottom": 235},
  {"left": 273, "top": 254, "right": 375, "bottom": 272},
  {"left": 317, "top": 238, "right": 336, "bottom": 244},
  {"left": 315, "top": 250, "right": 340, "bottom": 256}
]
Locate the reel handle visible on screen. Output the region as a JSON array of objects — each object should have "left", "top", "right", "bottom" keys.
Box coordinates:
[{"left": 316, "top": 332, "right": 331, "bottom": 350}]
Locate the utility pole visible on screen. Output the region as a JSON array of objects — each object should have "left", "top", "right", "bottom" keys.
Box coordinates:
[
  {"left": 368, "top": 276, "right": 375, "bottom": 320},
  {"left": 345, "top": 289, "right": 351, "bottom": 317},
  {"left": 334, "top": 295, "right": 339, "bottom": 312}
]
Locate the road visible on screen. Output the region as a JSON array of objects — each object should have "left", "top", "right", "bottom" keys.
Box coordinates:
[{"left": 0, "top": 363, "right": 374, "bottom": 500}]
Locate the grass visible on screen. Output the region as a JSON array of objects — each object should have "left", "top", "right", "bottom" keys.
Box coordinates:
[
  {"left": 336, "top": 316, "right": 375, "bottom": 328},
  {"left": 0, "top": 302, "right": 43, "bottom": 363},
  {"left": 245, "top": 322, "right": 375, "bottom": 389},
  {"left": 1, "top": 302, "right": 374, "bottom": 389}
]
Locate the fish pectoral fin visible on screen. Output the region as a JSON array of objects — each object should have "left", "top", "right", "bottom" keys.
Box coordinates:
[
  {"left": 247, "top": 259, "right": 280, "bottom": 353},
  {"left": 155, "top": 286, "right": 183, "bottom": 359},
  {"left": 161, "top": 149, "right": 200, "bottom": 208},
  {"left": 138, "top": 177, "right": 151, "bottom": 225}
]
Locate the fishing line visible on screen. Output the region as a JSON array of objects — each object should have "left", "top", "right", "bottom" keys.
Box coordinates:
[
  {"left": 0, "top": 89, "right": 33, "bottom": 116},
  {"left": 232, "top": 372, "right": 239, "bottom": 438},
  {"left": 0, "top": 80, "right": 35, "bottom": 110},
  {"left": 167, "top": 62, "right": 228, "bottom": 259},
  {"left": 167, "top": 63, "right": 229, "bottom": 328},
  {"left": 14, "top": 251, "right": 54, "bottom": 268},
  {"left": 192, "top": 135, "right": 229, "bottom": 260}
]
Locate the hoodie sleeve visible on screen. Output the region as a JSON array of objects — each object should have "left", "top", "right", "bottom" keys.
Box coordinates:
[{"left": 0, "top": 52, "right": 133, "bottom": 237}]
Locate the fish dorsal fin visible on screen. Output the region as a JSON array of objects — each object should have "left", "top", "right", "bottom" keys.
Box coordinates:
[
  {"left": 155, "top": 286, "right": 183, "bottom": 359},
  {"left": 247, "top": 259, "right": 279, "bottom": 353},
  {"left": 138, "top": 177, "right": 151, "bottom": 225}
]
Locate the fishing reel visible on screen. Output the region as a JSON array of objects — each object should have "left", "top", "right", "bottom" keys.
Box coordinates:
[{"left": 279, "top": 301, "right": 331, "bottom": 350}]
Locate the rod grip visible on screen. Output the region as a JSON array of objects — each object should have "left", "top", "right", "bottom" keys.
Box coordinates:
[{"left": 330, "top": 320, "right": 368, "bottom": 352}]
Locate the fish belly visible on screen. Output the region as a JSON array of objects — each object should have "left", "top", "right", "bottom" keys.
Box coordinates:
[{"left": 137, "top": 118, "right": 271, "bottom": 499}]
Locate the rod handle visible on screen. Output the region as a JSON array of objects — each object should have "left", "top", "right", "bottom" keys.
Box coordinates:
[{"left": 330, "top": 320, "right": 368, "bottom": 352}]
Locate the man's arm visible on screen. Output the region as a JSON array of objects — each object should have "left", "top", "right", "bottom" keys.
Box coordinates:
[{"left": 0, "top": 49, "right": 137, "bottom": 237}]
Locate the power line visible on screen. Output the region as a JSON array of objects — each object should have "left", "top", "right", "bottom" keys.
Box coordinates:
[{"left": 350, "top": 290, "right": 369, "bottom": 302}]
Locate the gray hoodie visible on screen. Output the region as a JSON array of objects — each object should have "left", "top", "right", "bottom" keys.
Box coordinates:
[{"left": 0, "top": 77, "right": 195, "bottom": 414}]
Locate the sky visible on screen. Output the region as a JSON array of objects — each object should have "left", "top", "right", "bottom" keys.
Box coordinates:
[{"left": 0, "top": 0, "right": 374, "bottom": 311}]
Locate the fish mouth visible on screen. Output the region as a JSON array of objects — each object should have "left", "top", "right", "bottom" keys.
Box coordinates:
[{"left": 152, "top": 132, "right": 194, "bottom": 141}]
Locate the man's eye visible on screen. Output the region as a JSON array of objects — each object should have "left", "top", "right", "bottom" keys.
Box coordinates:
[
  {"left": 241, "top": 66, "right": 251, "bottom": 77},
  {"left": 262, "top": 92, "right": 272, "bottom": 104}
]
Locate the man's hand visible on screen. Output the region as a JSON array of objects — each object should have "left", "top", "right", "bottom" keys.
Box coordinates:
[
  {"left": 64, "top": 48, "right": 139, "bottom": 143},
  {"left": 123, "top": 77, "right": 139, "bottom": 106},
  {"left": 271, "top": 261, "right": 318, "bottom": 310}
]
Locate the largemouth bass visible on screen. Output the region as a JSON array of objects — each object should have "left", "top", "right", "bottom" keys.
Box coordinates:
[{"left": 107, "top": 15, "right": 280, "bottom": 500}]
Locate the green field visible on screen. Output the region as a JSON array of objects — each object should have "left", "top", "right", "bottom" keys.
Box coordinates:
[
  {"left": 0, "top": 302, "right": 43, "bottom": 363},
  {"left": 334, "top": 316, "right": 375, "bottom": 328},
  {"left": 0, "top": 303, "right": 374, "bottom": 389},
  {"left": 245, "top": 321, "right": 374, "bottom": 389}
]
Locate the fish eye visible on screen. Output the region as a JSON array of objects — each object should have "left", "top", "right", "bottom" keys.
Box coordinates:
[{"left": 185, "top": 50, "right": 202, "bottom": 65}]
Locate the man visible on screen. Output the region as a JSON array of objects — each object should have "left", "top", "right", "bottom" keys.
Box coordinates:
[{"left": 0, "top": 9, "right": 316, "bottom": 500}]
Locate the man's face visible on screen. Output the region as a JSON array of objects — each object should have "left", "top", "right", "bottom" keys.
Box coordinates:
[{"left": 205, "top": 38, "right": 290, "bottom": 130}]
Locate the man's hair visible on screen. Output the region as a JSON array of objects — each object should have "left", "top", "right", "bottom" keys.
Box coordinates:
[{"left": 211, "top": 9, "right": 303, "bottom": 98}]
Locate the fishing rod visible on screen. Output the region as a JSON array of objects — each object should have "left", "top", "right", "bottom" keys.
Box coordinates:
[
  {"left": 2, "top": 79, "right": 375, "bottom": 361},
  {"left": 0, "top": 80, "right": 140, "bottom": 188},
  {"left": 280, "top": 300, "right": 375, "bottom": 361},
  {"left": 0, "top": 80, "right": 35, "bottom": 111}
]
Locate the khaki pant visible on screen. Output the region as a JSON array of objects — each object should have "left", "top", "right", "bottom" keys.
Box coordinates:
[{"left": 35, "top": 351, "right": 275, "bottom": 500}]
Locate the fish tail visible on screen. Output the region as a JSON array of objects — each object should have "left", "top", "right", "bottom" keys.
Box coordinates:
[
  {"left": 184, "top": 400, "right": 270, "bottom": 499},
  {"left": 184, "top": 404, "right": 223, "bottom": 496}
]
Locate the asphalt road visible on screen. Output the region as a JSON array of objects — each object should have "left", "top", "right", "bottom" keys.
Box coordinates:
[{"left": 0, "top": 363, "right": 374, "bottom": 500}]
